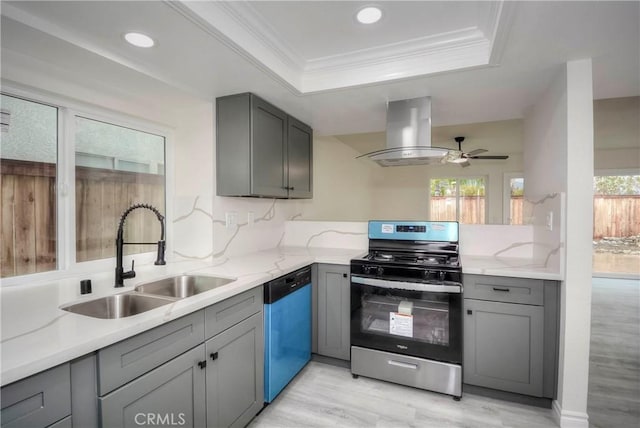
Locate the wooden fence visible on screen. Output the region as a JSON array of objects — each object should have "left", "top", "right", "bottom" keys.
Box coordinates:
[
  {"left": 430, "top": 196, "right": 486, "bottom": 224},
  {"left": 1, "top": 159, "right": 164, "bottom": 278},
  {"left": 593, "top": 195, "right": 640, "bottom": 239},
  {"left": 432, "top": 195, "right": 639, "bottom": 237}
]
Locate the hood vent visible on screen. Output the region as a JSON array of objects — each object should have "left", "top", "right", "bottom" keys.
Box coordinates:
[{"left": 357, "top": 97, "right": 457, "bottom": 167}]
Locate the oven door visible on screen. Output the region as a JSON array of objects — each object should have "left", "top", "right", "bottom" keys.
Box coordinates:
[{"left": 350, "top": 276, "right": 462, "bottom": 365}]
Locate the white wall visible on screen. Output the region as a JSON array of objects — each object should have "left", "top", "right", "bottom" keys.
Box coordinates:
[
  {"left": 594, "top": 96, "right": 640, "bottom": 171},
  {"left": 523, "top": 59, "right": 594, "bottom": 428}
]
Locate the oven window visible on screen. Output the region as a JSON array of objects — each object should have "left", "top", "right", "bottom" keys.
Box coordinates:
[{"left": 360, "top": 290, "right": 450, "bottom": 346}]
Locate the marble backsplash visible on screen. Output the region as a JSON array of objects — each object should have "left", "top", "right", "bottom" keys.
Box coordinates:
[
  {"left": 282, "top": 221, "right": 368, "bottom": 249},
  {"left": 172, "top": 193, "right": 564, "bottom": 274}
]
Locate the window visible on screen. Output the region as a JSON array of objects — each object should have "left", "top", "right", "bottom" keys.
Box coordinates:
[
  {"left": 592, "top": 173, "right": 640, "bottom": 276},
  {"left": 503, "top": 175, "right": 524, "bottom": 225},
  {"left": 429, "top": 177, "right": 486, "bottom": 224},
  {"left": 0, "top": 94, "right": 58, "bottom": 278},
  {"left": 1, "top": 90, "right": 167, "bottom": 280},
  {"left": 75, "top": 117, "right": 165, "bottom": 263}
]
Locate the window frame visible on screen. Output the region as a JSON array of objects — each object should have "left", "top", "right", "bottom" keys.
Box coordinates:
[
  {"left": 1, "top": 83, "right": 174, "bottom": 286},
  {"left": 428, "top": 175, "right": 489, "bottom": 224}
]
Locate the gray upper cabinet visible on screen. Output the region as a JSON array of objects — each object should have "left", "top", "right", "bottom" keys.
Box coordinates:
[
  {"left": 216, "top": 93, "right": 313, "bottom": 199},
  {"left": 315, "top": 264, "right": 351, "bottom": 361},
  {"left": 287, "top": 116, "right": 313, "bottom": 198}
]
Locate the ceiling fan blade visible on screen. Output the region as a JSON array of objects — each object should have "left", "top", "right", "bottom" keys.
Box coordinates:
[
  {"left": 466, "top": 149, "right": 488, "bottom": 157},
  {"left": 470, "top": 155, "right": 509, "bottom": 160},
  {"left": 459, "top": 160, "right": 471, "bottom": 168}
]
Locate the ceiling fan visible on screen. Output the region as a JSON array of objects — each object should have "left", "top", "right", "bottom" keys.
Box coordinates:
[{"left": 443, "top": 136, "right": 509, "bottom": 167}]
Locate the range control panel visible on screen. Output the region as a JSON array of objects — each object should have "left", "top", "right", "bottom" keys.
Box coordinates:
[{"left": 368, "top": 221, "right": 459, "bottom": 242}]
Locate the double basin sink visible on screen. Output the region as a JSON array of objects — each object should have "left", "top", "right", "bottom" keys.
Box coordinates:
[{"left": 61, "top": 275, "right": 234, "bottom": 319}]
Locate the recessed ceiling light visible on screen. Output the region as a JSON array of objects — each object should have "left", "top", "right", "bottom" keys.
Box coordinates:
[
  {"left": 124, "top": 32, "right": 155, "bottom": 48},
  {"left": 356, "top": 6, "right": 382, "bottom": 24}
]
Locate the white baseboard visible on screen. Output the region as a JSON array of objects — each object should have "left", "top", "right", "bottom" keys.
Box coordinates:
[{"left": 552, "top": 400, "right": 589, "bottom": 428}]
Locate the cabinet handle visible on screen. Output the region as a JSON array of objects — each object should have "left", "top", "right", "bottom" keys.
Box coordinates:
[
  {"left": 210, "top": 352, "right": 218, "bottom": 361},
  {"left": 343, "top": 273, "right": 347, "bottom": 278},
  {"left": 492, "top": 287, "right": 510, "bottom": 292},
  {"left": 467, "top": 309, "right": 473, "bottom": 315},
  {"left": 198, "top": 361, "right": 207, "bottom": 369}
]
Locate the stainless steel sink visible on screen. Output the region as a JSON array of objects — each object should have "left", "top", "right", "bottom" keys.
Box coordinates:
[
  {"left": 134, "top": 275, "right": 234, "bottom": 299},
  {"left": 61, "top": 293, "right": 176, "bottom": 319}
]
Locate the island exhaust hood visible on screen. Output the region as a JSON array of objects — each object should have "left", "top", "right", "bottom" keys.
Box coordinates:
[{"left": 357, "top": 97, "right": 458, "bottom": 166}]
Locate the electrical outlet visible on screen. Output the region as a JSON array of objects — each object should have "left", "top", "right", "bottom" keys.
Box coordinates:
[
  {"left": 247, "top": 211, "right": 255, "bottom": 227},
  {"left": 546, "top": 211, "right": 553, "bottom": 231},
  {"left": 225, "top": 211, "right": 237, "bottom": 229}
]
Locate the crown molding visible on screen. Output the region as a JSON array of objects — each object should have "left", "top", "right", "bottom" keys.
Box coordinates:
[
  {"left": 171, "top": 0, "right": 515, "bottom": 94},
  {"left": 3, "top": 0, "right": 516, "bottom": 96}
]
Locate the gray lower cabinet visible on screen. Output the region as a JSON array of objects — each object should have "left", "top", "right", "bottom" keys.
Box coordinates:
[
  {"left": 463, "top": 274, "right": 559, "bottom": 398},
  {"left": 463, "top": 299, "right": 544, "bottom": 396},
  {"left": 100, "top": 345, "right": 207, "bottom": 428},
  {"left": 0, "top": 363, "right": 71, "bottom": 428},
  {"left": 206, "top": 312, "right": 264, "bottom": 428},
  {"left": 315, "top": 264, "right": 351, "bottom": 360},
  {"left": 216, "top": 92, "right": 313, "bottom": 199}
]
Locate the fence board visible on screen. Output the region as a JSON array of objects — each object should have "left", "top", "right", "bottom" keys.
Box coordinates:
[
  {"left": 101, "top": 181, "right": 116, "bottom": 259},
  {"left": 14, "top": 176, "right": 36, "bottom": 275},
  {"left": 1, "top": 175, "right": 16, "bottom": 277},
  {"left": 34, "top": 176, "right": 55, "bottom": 271}
]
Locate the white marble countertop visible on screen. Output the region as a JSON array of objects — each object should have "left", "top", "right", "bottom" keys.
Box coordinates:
[
  {"left": 0, "top": 246, "right": 364, "bottom": 386},
  {"left": 461, "top": 255, "right": 563, "bottom": 280}
]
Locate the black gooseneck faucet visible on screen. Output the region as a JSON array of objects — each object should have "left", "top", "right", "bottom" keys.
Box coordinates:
[{"left": 115, "top": 203, "right": 166, "bottom": 287}]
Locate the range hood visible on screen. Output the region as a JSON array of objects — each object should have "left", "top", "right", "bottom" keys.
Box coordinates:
[{"left": 357, "top": 97, "right": 459, "bottom": 167}]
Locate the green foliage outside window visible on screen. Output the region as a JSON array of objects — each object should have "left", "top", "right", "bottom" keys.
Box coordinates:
[{"left": 593, "top": 175, "right": 640, "bottom": 195}]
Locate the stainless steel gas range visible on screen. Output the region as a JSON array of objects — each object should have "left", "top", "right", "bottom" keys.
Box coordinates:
[{"left": 350, "top": 221, "right": 462, "bottom": 399}]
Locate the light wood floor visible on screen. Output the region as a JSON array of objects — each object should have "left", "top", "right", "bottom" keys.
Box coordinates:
[
  {"left": 250, "top": 277, "right": 640, "bottom": 428},
  {"left": 588, "top": 277, "right": 640, "bottom": 428},
  {"left": 250, "top": 361, "right": 557, "bottom": 427}
]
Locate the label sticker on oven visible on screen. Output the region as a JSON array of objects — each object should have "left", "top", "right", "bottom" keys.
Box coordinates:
[
  {"left": 381, "top": 224, "right": 394, "bottom": 234},
  {"left": 389, "top": 312, "right": 413, "bottom": 338}
]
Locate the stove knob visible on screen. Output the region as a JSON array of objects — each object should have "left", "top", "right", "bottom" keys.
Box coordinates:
[
  {"left": 376, "top": 267, "right": 384, "bottom": 276},
  {"left": 439, "top": 271, "right": 446, "bottom": 281},
  {"left": 423, "top": 270, "right": 432, "bottom": 279},
  {"left": 363, "top": 266, "right": 371, "bottom": 275}
]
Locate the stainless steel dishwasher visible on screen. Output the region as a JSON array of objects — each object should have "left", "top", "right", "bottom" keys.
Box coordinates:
[{"left": 263, "top": 266, "right": 312, "bottom": 403}]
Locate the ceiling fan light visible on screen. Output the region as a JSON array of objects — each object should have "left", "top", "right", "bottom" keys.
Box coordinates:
[
  {"left": 449, "top": 157, "right": 468, "bottom": 164},
  {"left": 356, "top": 7, "right": 382, "bottom": 24}
]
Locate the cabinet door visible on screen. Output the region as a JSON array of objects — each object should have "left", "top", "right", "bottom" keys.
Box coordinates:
[
  {"left": 287, "top": 117, "right": 313, "bottom": 199},
  {"left": 463, "top": 299, "right": 544, "bottom": 396},
  {"left": 1, "top": 364, "right": 70, "bottom": 428},
  {"left": 251, "top": 96, "right": 288, "bottom": 198},
  {"left": 100, "top": 345, "right": 206, "bottom": 428},
  {"left": 206, "top": 312, "right": 264, "bottom": 428},
  {"left": 317, "top": 264, "right": 350, "bottom": 360}
]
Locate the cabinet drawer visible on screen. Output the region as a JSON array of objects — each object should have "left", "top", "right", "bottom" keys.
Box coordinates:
[
  {"left": 463, "top": 274, "right": 544, "bottom": 305},
  {"left": 100, "top": 345, "right": 206, "bottom": 428},
  {"left": 1, "top": 363, "right": 71, "bottom": 428},
  {"left": 98, "top": 311, "right": 205, "bottom": 395},
  {"left": 205, "top": 286, "right": 262, "bottom": 339}
]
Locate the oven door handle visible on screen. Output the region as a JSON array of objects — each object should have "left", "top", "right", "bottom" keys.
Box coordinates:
[{"left": 351, "top": 276, "right": 462, "bottom": 293}]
